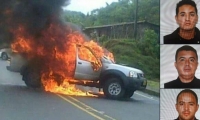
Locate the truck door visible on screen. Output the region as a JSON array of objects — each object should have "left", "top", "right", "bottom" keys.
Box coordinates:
[{"left": 74, "top": 46, "right": 101, "bottom": 80}]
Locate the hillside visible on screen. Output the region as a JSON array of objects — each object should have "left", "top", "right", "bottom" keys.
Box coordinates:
[{"left": 102, "top": 29, "right": 159, "bottom": 81}]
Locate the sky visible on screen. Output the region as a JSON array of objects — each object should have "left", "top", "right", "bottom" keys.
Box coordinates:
[{"left": 64, "top": 0, "right": 118, "bottom": 14}]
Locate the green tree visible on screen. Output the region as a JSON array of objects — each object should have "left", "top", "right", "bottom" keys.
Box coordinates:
[
  {"left": 63, "top": 0, "right": 159, "bottom": 26},
  {"left": 138, "top": 29, "right": 159, "bottom": 59}
]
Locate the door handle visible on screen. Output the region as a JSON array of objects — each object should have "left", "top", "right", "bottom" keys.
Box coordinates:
[{"left": 78, "top": 62, "right": 82, "bottom": 64}]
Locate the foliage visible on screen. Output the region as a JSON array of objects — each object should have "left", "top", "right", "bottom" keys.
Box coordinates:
[
  {"left": 103, "top": 30, "right": 159, "bottom": 80},
  {"left": 64, "top": 11, "right": 85, "bottom": 27},
  {"left": 137, "top": 29, "right": 159, "bottom": 59},
  {"left": 137, "top": 0, "right": 159, "bottom": 24},
  {"left": 64, "top": 0, "right": 159, "bottom": 27}
]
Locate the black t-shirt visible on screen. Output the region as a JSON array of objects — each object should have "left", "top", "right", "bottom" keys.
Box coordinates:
[
  {"left": 174, "top": 117, "right": 198, "bottom": 120},
  {"left": 164, "top": 27, "right": 200, "bottom": 44},
  {"left": 178, "top": 37, "right": 198, "bottom": 44},
  {"left": 164, "top": 77, "right": 200, "bottom": 88}
]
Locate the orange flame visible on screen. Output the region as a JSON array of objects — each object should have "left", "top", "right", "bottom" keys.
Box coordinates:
[{"left": 11, "top": 23, "right": 114, "bottom": 97}]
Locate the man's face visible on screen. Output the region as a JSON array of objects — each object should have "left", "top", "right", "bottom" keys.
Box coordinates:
[
  {"left": 175, "top": 5, "right": 198, "bottom": 31},
  {"left": 175, "top": 50, "right": 198, "bottom": 81},
  {"left": 176, "top": 92, "right": 199, "bottom": 120}
]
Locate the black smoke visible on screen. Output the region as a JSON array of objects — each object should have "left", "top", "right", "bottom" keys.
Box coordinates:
[{"left": 0, "top": 0, "right": 70, "bottom": 45}]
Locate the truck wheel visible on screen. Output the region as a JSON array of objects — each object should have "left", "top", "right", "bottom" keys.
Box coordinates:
[
  {"left": 1, "top": 53, "right": 8, "bottom": 60},
  {"left": 23, "top": 70, "right": 41, "bottom": 88},
  {"left": 123, "top": 90, "right": 134, "bottom": 98},
  {"left": 103, "top": 78, "right": 125, "bottom": 99}
]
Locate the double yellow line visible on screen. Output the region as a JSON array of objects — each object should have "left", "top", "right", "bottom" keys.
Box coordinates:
[{"left": 57, "top": 94, "right": 116, "bottom": 120}]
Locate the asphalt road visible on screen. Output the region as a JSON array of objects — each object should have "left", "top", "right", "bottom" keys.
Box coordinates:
[{"left": 0, "top": 59, "right": 159, "bottom": 120}]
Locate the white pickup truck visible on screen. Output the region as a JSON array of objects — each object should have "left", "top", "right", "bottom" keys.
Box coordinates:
[{"left": 7, "top": 44, "right": 147, "bottom": 99}]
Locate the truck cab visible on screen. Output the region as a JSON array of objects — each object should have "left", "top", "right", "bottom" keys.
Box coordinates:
[{"left": 74, "top": 44, "right": 147, "bottom": 99}]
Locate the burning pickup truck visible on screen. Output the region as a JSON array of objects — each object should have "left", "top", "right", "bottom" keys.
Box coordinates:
[{"left": 7, "top": 43, "right": 147, "bottom": 99}]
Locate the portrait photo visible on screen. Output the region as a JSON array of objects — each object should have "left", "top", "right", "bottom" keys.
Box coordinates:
[
  {"left": 160, "top": 89, "right": 200, "bottom": 120},
  {"left": 160, "top": 0, "right": 200, "bottom": 44},
  {"left": 160, "top": 45, "right": 200, "bottom": 88}
]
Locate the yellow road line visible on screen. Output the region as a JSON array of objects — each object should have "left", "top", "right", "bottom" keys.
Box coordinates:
[
  {"left": 104, "top": 115, "right": 117, "bottom": 120},
  {"left": 68, "top": 96, "right": 116, "bottom": 120},
  {"left": 69, "top": 96, "right": 101, "bottom": 113},
  {"left": 56, "top": 94, "right": 105, "bottom": 120}
]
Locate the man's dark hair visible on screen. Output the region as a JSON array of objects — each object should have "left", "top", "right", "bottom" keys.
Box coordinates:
[
  {"left": 176, "top": 89, "right": 198, "bottom": 104},
  {"left": 175, "top": 45, "right": 198, "bottom": 61},
  {"left": 176, "top": 0, "right": 198, "bottom": 15}
]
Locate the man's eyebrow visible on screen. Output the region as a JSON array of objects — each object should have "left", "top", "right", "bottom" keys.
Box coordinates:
[
  {"left": 178, "top": 57, "right": 196, "bottom": 60},
  {"left": 189, "top": 11, "right": 196, "bottom": 14},
  {"left": 189, "top": 102, "right": 196, "bottom": 104},
  {"left": 178, "top": 101, "right": 196, "bottom": 104},
  {"left": 179, "top": 11, "right": 196, "bottom": 14},
  {"left": 179, "top": 12, "right": 186, "bottom": 14},
  {"left": 189, "top": 57, "right": 196, "bottom": 59},
  {"left": 178, "top": 57, "right": 186, "bottom": 60},
  {"left": 178, "top": 101, "right": 184, "bottom": 104}
]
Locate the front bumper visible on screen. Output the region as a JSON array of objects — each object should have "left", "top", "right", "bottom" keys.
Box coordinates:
[{"left": 125, "top": 77, "right": 147, "bottom": 91}]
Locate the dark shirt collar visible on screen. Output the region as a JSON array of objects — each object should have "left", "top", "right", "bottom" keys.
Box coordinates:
[
  {"left": 173, "top": 27, "right": 200, "bottom": 44},
  {"left": 177, "top": 76, "right": 197, "bottom": 83},
  {"left": 175, "top": 117, "right": 198, "bottom": 120},
  {"left": 173, "top": 76, "right": 200, "bottom": 88}
]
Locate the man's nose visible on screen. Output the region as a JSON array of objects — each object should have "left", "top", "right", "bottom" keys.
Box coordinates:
[
  {"left": 185, "top": 59, "right": 190, "bottom": 65},
  {"left": 185, "top": 14, "right": 190, "bottom": 20},
  {"left": 184, "top": 104, "right": 189, "bottom": 110}
]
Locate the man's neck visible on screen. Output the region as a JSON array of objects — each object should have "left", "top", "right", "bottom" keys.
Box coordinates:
[
  {"left": 179, "top": 76, "right": 194, "bottom": 83},
  {"left": 178, "top": 116, "right": 196, "bottom": 120},
  {"left": 179, "top": 28, "right": 195, "bottom": 40}
]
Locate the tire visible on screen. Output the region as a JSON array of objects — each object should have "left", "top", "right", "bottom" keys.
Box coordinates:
[
  {"left": 23, "top": 70, "right": 41, "bottom": 88},
  {"left": 1, "top": 53, "right": 8, "bottom": 60},
  {"left": 103, "top": 78, "right": 125, "bottom": 99},
  {"left": 123, "top": 90, "right": 134, "bottom": 98}
]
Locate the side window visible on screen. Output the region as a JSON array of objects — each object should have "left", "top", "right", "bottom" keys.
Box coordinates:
[{"left": 78, "top": 47, "right": 96, "bottom": 63}]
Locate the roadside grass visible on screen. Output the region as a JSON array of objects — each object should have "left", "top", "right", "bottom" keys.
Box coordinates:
[{"left": 147, "top": 80, "right": 160, "bottom": 92}]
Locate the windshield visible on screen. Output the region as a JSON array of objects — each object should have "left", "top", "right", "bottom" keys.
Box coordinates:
[{"left": 101, "top": 56, "right": 115, "bottom": 64}]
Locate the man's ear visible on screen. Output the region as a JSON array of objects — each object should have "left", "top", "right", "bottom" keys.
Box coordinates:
[
  {"left": 175, "top": 103, "right": 178, "bottom": 111},
  {"left": 197, "top": 15, "right": 198, "bottom": 23},
  {"left": 174, "top": 62, "right": 177, "bottom": 69},
  {"left": 196, "top": 104, "right": 199, "bottom": 112},
  {"left": 175, "top": 16, "right": 178, "bottom": 23}
]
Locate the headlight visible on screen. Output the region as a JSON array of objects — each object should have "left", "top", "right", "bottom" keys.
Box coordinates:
[{"left": 129, "top": 71, "right": 137, "bottom": 78}]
